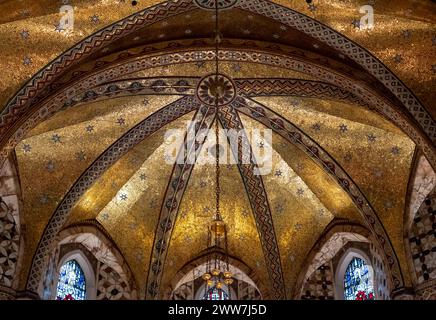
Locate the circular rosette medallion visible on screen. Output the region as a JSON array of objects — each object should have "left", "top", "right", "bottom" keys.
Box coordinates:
[
  {"left": 194, "top": 0, "right": 239, "bottom": 10},
  {"left": 196, "top": 74, "right": 236, "bottom": 107}
]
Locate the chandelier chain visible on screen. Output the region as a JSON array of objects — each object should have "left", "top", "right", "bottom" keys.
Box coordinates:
[{"left": 214, "top": 0, "right": 221, "bottom": 221}]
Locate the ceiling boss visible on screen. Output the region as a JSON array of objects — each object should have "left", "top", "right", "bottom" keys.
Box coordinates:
[{"left": 198, "top": 0, "right": 234, "bottom": 301}]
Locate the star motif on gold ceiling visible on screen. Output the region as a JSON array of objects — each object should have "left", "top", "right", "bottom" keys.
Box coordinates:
[
  {"left": 232, "top": 63, "right": 242, "bottom": 72},
  {"left": 45, "top": 160, "right": 55, "bottom": 173},
  {"left": 22, "top": 144, "right": 31, "bottom": 153},
  {"left": 39, "top": 194, "right": 49, "bottom": 204},
  {"left": 23, "top": 57, "right": 32, "bottom": 66},
  {"left": 394, "top": 54, "right": 403, "bottom": 64},
  {"left": 367, "top": 133, "right": 376, "bottom": 143},
  {"left": 312, "top": 123, "right": 321, "bottom": 131},
  {"left": 373, "top": 168, "right": 383, "bottom": 178},
  {"left": 20, "top": 30, "right": 29, "bottom": 40},
  {"left": 195, "top": 61, "right": 206, "bottom": 69},
  {"left": 344, "top": 152, "right": 352, "bottom": 163},
  {"left": 86, "top": 125, "right": 94, "bottom": 133},
  {"left": 402, "top": 30, "right": 411, "bottom": 39},
  {"left": 90, "top": 14, "right": 100, "bottom": 24},
  {"left": 351, "top": 19, "right": 361, "bottom": 29},
  {"left": 75, "top": 151, "right": 86, "bottom": 161},
  {"left": 339, "top": 124, "right": 348, "bottom": 133},
  {"left": 51, "top": 134, "right": 61, "bottom": 144},
  {"left": 274, "top": 203, "right": 285, "bottom": 215},
  {"left": 391, "top": 146, "right": 401, "bottom": 155}
]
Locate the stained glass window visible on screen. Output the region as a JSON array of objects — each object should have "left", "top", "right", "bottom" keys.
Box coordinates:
[
  {"left": 344, "top": 257, "right": 374, "bottom": 300},
  {"left": 56, "top": 259, "right": 86, "bottom": 300},
  {"left": 203, "top": 287, "right": 229, "bottom": 300}
]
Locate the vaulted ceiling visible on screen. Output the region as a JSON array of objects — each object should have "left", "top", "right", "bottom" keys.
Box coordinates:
[{"left": 0, "top": 0, "right": 434, "bottom": 299}]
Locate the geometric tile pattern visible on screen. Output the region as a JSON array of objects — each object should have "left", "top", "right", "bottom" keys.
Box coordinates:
[
  {"left": 232, "top": 96, "right": 404, "bottom": 289},
  {"left": 408, "top": 155, "right": 436, "bottom": 225},
  {"left": 300, "top": 263, "right": 334, "bottom": 300},
  {"left": 1, "top": 45, "right": 434, "bottom": 169},
  {"left": 0, "top": 0, "right": 434, "bottom": 170},
  {"left": 146, "top": 105, "right": 216, "bottom": 299},
  {"left": 370, "top": 242, "right": 391, "bottom": 300},
  {"left": 171, "top": 282, "right": 194, "bottom": 300},
  {"left": 235, "top": 78, "right": 370, "bottom": 108},
  {"left": 236, "top": 0, "right": 435, "bottom": 144},
  {"left": 409, "top": 190, "right": 436, "bottom": 285},
  {"left": 304, "top": 232, "right": 368, "bottom": 283},
  {"left": 97, "top": 263, "right": 133, "bottom": 300},
  {"left": 11, "top": 0, "right": 433, "bottom": 297},
  {"left": 0, "top": 0, "right": 196, "bottom": 137},
  {"left": 0, "top": 199, "right": 19, "bottom": 288},
  {"left": 416, "top": 285, "right": 436, "bottom": 300},
  {"left": 218, "top": 105, "right": 286, "bottom": 299},
  {"left": 26, "top": 96, "right": 199, "bottom": 293},
  {"left": 0, "top": 157, "right": 20, "bottom": 290},
  {"left": 64, "top": 78, "right": 196, "bottom": 108}
]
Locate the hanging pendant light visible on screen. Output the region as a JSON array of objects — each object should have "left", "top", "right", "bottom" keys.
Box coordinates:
[{"left": 201, "top": 0, "right": 233, "bottom": 301}]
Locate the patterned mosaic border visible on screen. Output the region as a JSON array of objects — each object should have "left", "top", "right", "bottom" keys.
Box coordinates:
[
  {"left": 23, "top": 75, "right": 376, "bottom": 298},
  {"left": 26, "top": 96, "right": 199, "bottom": 292},
  {"left": 146, "top": 104, "right": 216, "bottom": 299},
  {"left": 235, "top": 78, "right": 370, "bottom": 108},
  {"left": 293, "top": 221, "right": 372, "bottom": 298},
  {"left": 218, "top": 105, "right": 286, "bottom": 299},
  {"left": 1, "top": 46, "right": 433, "bottom": 169},
  {"left": 0, "top": 0, "right": 433, "bottom": 169},
  {"left": 235, "top": 0, "right": 435, "bottom": 143},
  {"left": 15, "top": 0, "right": 435, "bottom": 296},
  {"left": 232, "top": 96, "right": 404, "bottom": 289},
  {"left": 0, "top": 0, "right": 196, "bottom": 136}
]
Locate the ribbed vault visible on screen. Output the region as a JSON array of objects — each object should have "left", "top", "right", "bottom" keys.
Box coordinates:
[{"left": 0, "top": 0, "right": 433, "bottom": 300}]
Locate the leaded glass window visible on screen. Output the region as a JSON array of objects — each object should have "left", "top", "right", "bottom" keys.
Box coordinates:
[
  {"left": 344, "top": 257, "right": 374, "bottom": 300},
  {"left": 56, "top": 259, "right": 86, "bottom": 300},
  {"left": 203, "top": 287, "right": 229, "bottom": 300}
]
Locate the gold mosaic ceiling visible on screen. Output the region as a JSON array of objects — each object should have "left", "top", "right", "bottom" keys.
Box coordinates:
[{"left": 1, "top": 0, "right": 434, "bottom": 297}]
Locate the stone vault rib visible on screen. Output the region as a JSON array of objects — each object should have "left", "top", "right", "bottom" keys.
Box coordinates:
[
  {"left": 26, "top": 96, "right": 199, "bottom": 293},
  {"left": 232, "top": 95, "right": 404, "bottom": 291}
]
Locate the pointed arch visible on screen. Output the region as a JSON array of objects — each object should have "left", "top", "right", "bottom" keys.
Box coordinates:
[
  {"left": 26, "top": 96, "right": 198, "bottom": 293},
  {"left": 55, "top": 251, "right": 95, "bottom": 300},
  {"left": 232, "top": 96, "right": 404, "bottom": 290}
]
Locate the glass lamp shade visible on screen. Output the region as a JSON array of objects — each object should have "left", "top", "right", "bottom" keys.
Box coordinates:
[
  {"left": 210, "top": 219, "right": 226, "bottom": 238},
  {"left": 211, "top": 269, "right": 220, "bottom": 276},
  {"left": 202, "top": 273, "right": 212, "bottom": 281}
]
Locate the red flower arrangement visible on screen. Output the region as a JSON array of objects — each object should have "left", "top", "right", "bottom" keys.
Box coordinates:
[
  {"left": 355, "top": 291, "right": 374, "bottom": 300},
  {"left": 56, "top": 294, "right": 75, "bottom": 300}
]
